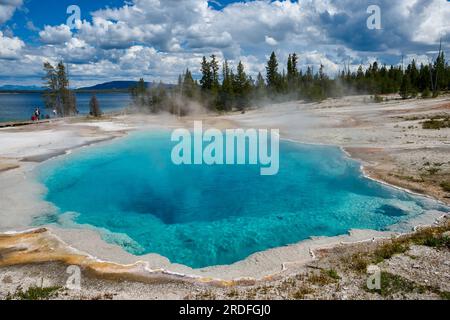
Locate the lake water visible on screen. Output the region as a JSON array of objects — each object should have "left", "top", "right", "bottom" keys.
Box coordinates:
[
  {"left": 0, "top": 92, "right": 132, "bottom": 122},
  {"left": 36, "top": 131, "right": 448, "bottom": 268}
]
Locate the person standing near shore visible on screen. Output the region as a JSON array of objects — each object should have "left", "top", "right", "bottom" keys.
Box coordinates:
[{"left": 34, "top": 107, "right": 40, "bottom": 121}]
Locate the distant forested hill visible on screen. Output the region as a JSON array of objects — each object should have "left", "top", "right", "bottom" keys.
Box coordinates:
[
  {"left": 78, "top": 81, "right": 174, "bottom": 91},
  {"left": 0, "top": 85, "right": 44, "bottom": 91}
]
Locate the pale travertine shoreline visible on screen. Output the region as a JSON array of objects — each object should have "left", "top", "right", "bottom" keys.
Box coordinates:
[{"left": 0, "top": 95, "right": 449, "bottom": 285}]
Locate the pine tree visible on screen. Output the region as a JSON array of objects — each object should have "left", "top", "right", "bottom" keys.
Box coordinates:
[
  {"left": 291, "top": 53, "right": 298, "bottom": 77},
  {"left": 280, "top": 69, "right": 288, "bottom": 94},
  {"left": 56, "top": 62, "right": 69, "bottom": 90},
  {"left": 406, "top": 59, "right": 419, "bottom": 96},
  {"left": 137, "top": 78, "right": 146, "bottom": 94},
  {"left": 400, "top": 73, "right": 411, "bottom": 99},
  {"left": 234, "top": 61, "right": 251, "bottom": 110},
  {"left": 177, "top": 74, "right": 183, "bottom": 93},
  {"left": 266, "top": 51, "right": 279, "bottom": 91},
  {"left": 89, "top": 94, "right": 102, "bottom": 117},
  {"left": 418, "top": 63, "right": 430, "bottom": 92},
  {"left": 256, "top": 72, "right": 265, "bottom": 88},
  {"left": 210, "top": 55, "right": 220, "bottom": 91},
  {"left": 286, "top": 53, "right": 299, "bottom": 93},
  {"left": 287, "top": 54, "right": 293, "bottom": 80},
  {"left": 42, "top": 62, "right": 58, "bottom": 113},
  {"left": 287, "top": 53, "right": 299, "bottom": 83},
  {"left": 56, "top": 62, "right": 70, "bottom": 116},
  {"left": 220, "top": 60, "right": 234, "bottom": 111},
  {"left": 131, "top": 78, "right": 147, "bottom": 108},
  {"left": 183, "top": 69, "right": 196, "bottom": 98},
  {"left": 434, "top": 52, "right": 446, "bottom": 93},
  {"left": 255, "top": 72, "right": 266, "bottom": 99},
  {"left": 200, "top": 56, "right": 212, "bottom": 90},
  {"left": 42, "top": 61, "right": 77, "bottom": 117}
]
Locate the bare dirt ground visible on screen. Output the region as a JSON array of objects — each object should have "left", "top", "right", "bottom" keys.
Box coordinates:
[{"left": 0, "top": 95, "right": 449, "bottom": 300}]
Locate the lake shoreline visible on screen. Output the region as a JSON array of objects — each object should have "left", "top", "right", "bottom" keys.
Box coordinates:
[{"left": 0, "top": 92, "right": 132, "bottom": 124}]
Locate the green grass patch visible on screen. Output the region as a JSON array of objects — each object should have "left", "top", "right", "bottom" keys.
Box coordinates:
[
  {"left": 343, "top": 222, "right": 450, "bottom": 274},
  {"left": 441, "top": 181, "right": 450, "bottom": 192},
  {"left": 410, "top": 227, "right": 450, "bottom": 249},
  {"left": 345, "top": 253, "right": 371, "bottom": 273},
  {"left": 421, "top": 88, "right": 431, "bottom": 99},
  {"left": 367, "top": 272, "right": 426, "bottom": 297},
  {"left": 308, "top": 269, "right": 341, "bottom": 285},
  {"left": 323, "top": 269, "right": 341, "bottom": 280},
  {"left": 6, "top": 286, "right": 62, "bottom": 300},
  {"left": 439, "top": 291, "right": 450, "bottom": 300},
  {"left": 372, "top": 241, "right": 409, "bottom": 264}
]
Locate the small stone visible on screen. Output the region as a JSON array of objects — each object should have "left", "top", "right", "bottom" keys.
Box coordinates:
[{"left": 412, "top": 264, "right": 421, "bottom": 269}]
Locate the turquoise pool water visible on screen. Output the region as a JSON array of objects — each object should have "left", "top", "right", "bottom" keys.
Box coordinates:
[{"left": 36, "top": 131, "right": 447, "bottom": 268}]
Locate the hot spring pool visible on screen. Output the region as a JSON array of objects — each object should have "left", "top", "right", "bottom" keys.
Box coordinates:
[{"left": 36, "top": 131, "right": 447, "bottom": 268}]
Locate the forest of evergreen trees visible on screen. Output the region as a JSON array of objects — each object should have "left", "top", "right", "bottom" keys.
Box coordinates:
[
  {"left": 131, "top": 50, "right": 450, "bottom": 115},
  {"left": 130, "top": 50, "right": 449, "bottom": 115},
  {"left": 42, "top": 50, "right": 449, "bottom": 118}
]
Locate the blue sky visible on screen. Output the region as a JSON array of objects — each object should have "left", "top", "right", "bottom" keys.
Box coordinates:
[
  {"left": 9, "top": 1, "right": 125, "bottom": 37},
  {"left": 8, "top": 1, "right": 243, "bottom": 39},
  {"left": 5, "top": 0, "right": 246, "bottom": 42},
  {"left": 0, "top": 0, "right": 449, "bottom": 87}
]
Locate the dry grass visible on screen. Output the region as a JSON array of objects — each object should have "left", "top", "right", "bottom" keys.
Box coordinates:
[
  {"left": 344, "top": 220, "right": 450, "bottom": 273},
  {"left": 291, "top": 286, "right": 314, "bottom": 300}
]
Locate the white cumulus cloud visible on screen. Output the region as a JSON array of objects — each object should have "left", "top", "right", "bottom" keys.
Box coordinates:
[
  {"left": 0, "top": 31, "right": 24, "bottom": 59},
  {"left": 265, "top": 36, "right": 278, "bottom": 46},
  {"left": 39, "top": 24, "right": 73, "bottom": 44},
  {"left": 0, "top": 0, "right": 23, "bottom": 24}
]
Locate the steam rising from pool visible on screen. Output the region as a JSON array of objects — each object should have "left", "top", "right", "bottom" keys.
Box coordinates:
[{"left": 36, "top": 131, "right": 447, "bottom": 268}]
